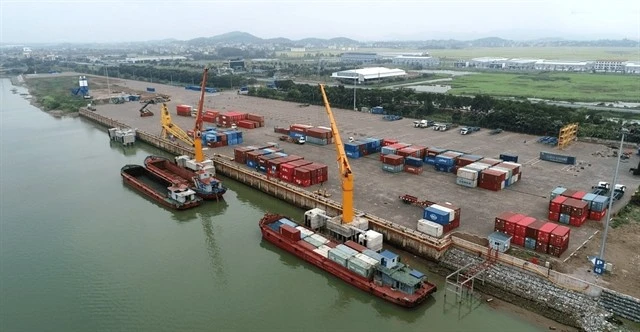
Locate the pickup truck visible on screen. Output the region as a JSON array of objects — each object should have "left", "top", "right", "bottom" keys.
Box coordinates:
[
  {"left": 460, "top": 126, "right": 480, "bottom": 135},
  {"left": 433, "top": 123, "right": 458, "bottom": 131}
]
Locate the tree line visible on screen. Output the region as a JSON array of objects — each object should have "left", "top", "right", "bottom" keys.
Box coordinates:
[{"left": 249, "top": 81, "right": 640, "bottom": 143}]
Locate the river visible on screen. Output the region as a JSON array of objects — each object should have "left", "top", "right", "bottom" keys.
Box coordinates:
[{"left": 0, "top": 78, "right": 550, "bottom": 331}]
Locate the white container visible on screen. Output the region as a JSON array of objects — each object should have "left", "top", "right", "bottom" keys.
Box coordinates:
[
  {"left": 355, "top": 253, "right": 380, "bottom": 267},
  {"left": 492, "top": 166, "right": 512, "bottom": 179},
  {"left": 185, "top": 159, "right": 198, "bottom": 171},
  {"left": 313, "top": 245, "right": 330, "bottom": 258},
  {"left": 430, "top": 204, "right": 455, "bottom": 222},
  {"left": 310, "top": 234, "right": 329, "bottom": 244},
  {"left": 417, "top": 219, "right": 444, "bottom": 238},
  {"left": 456, "top": 176, "right": 478, "bottom": 188},
  {"left": 467, "top": 162, "right": 491, "bottom": 171},
  {"left": 456, "top": 167, "right": 478, "bottom": 180},
  {"left": 295, "top": 226, "right": 314, "bottom": 239}
]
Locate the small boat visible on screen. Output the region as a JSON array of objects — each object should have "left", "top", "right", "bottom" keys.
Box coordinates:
[
  {"left": 121, "top": 164, "right": 202, "bottom": 210},
  {"left": 259, "top": 213, "right": 437, "bottom": 308},
  {"left": 144, "top": 155, "right": 226, "bottom": 200}
]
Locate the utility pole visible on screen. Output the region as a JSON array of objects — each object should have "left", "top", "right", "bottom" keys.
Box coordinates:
[
  {"left": 598, "top": 129, "right": 627, "bottom": 262},
  {"left": 353, "top": 76, "right": 357, "bottom": 111},
  {"left": 105, "top": 66, "right": 111, "bottom": 99}
]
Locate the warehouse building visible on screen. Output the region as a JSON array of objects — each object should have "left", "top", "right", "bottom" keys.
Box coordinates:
[
  {"left": 124, "top": 56, "right": 187, "bottom": 63},
  {"left": 625, "top": 63, "right": 640, "bottom": 74},
  {"left": 534, "top": 60, "right": 590, "bottom": 72},
  {"left": 469, "top": 57, "right": 509, "bottom": 69},
  {"left": 392, "top": 55, "right": 440, "bottom": 67},
  {"left": 331, "top": 67, "right": 407, "bottom": 84},
  {"left": 341, "top": 52, "right": 378, "bottom": 63},
  {"left": 506, "top": 59, "right": 541, "bottom": 70},
  {"left": 593, "top": 60, "right": 626, "bottom": 73}
]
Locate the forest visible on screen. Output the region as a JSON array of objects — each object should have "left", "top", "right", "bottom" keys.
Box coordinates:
[{"left": 249, "top": 80, "right": 640, "bottom": 143}]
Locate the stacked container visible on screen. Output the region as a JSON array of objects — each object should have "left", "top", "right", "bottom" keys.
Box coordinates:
[
  {"left": 417, "top": 219, "right": 444, "bottom": 238},
  {"left": 495, "top": 211, "right": 571, "bottom": 256},
  {"left": 548, "top": 188, "right": 591, "bottom": 226},
  {"left": 478, "top": 168, "right": 507, "bottom": 191},
  {"left": 434, "top": 151, "right": 463, "bottom": 173},
  {"left": 495, "top": 161, "right": 522, "bottom": 187},
  {"left": 237, "top": 113, "right": 265, "bottom": 129},
  {"left": 266, "top": 155, "right": 303, "bottom": 177},
  {"left": 548, "top": 225, "right": 571, "bottom": 257},
  {"left": 246, "top": 149, "right": 271, "bottom": 169},
  {"left": 233, "top": 146, "right": 255, "bottom": 164},
  {"left": 344, "top": 138, "right": 382, "bottom": 159},
  {"left": 424, "top": 147, "right": 448, "bottom": 165},
  {"left": 217, "top": 111, "right": 248, "bottom": 128},
  {"left": 257, "top": 154, "right": 281, "bottom": 173},
  {"left": 535, "top": 222, "right": 557, "bottom": 254},
  {"left": 280, "top": 224, "right": 301, "bottom": 241},
  {"left": 293, "top": 163, "right": 329, "bottom": 187},
  {"left": 513, "top": 216, "right": 536, "bottom": 247},
  {"left": 525, "top": 219, "right": 546, "bottom": 251},
  {"left": 404, "top": 156, "right": 424, "bottom": 175},
  {"left": 381, "top": 154, "right": 404, "bottom": 173},
  {"left": 455, "top": 154, "right": 483, "bottom": 173},
  {"left": 279, "top": 160, "right": 312, "bottom": 182},
  {"left": 423, "top": 202, "right": 461, "bottom": 234},
  {"left": 202, "top": 109, "right": 219, "bottom": 123},
  {"left": 381, "top": 138, "right": 398, "bottom": 146}
]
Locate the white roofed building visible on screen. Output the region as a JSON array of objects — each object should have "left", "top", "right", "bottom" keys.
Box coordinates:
[
  {"left": 534, "top": 60, "right": 590, "bottom": 72},
  {"left": 469, "top": 57, "right": 509, "bottom": 69},
  {"left": 331, "top": 67, "right": 407, "bottom": 84},
  {"left": 625, "top": 63, "right": 640, "bottom": 74},
  {"left": 392, "top": 55, "right": 440, "bottom": 68}
]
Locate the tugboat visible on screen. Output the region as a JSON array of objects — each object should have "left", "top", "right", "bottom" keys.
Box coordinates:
[
  {"left": 144, "top": 155, "right": 226, "bottom": 201},
  {"left": 121, "top": 164, "right": 202, "bottom": 210}
]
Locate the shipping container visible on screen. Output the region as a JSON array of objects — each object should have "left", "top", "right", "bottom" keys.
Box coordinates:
[
  {"left": 403, "top": 165, "right": 423, "bottom": 175},
  {"left": 549, "top": 195, "right": 568, "bottom": 213},
  {"left": 558, "top": 213, "right": 570, "bottom": 224},
  {"left": 233, "top": 146, "right": 255, "bottom": 164},
  {"left": 479, "top": 158, "right": 502, "bottom": 166},
  {"left": 456, "top": 154, "right": 483, "bottom": 167},
  {"left": 405, "top": 156, "right": 424, "bottom": 167},
  {"left": 347, "top": 255, "right": 374, "bottom": 278},
  {"left": 278, "top": 218, "right": 298, "bottom": 228},
  {"left": 499, "top": 153, "right": 519, "bottom": 163},
  {"left": 344, "top": 240, "right": 367, "bottom": 253},
  {"left": 548, "top": 210, "right": 560, "bottom": 222},
  {"left": 571, "top": 191, "right": 587, "bottom": 200},
  {"left": 549, "top": 225, "right": 570, "bottom": 248},
  {"left": 303, "top": 236, "right": 325, "bottom": 248},
  {"left": 589, "top": 209, "right": 607, "bottom": 221},
  {"left": 590, "top": 195, "right": 609, "bottom": 212},
  {"left": 535, "top": 241, "right": 548, "bottom": 254},
  {"left": 280, "top": 224, "right": 301, "bottom": 241},
  {"left": 540, "top": 151, "right": 576, "bottom": 165},
  {"left": 328, "top": 248, "right": 351, "bottom": 267},
  {"left": 417, "top": 219, "right": 444, "bottom": 238},
  {"left": 297, "top": 239, "right": 318, "bottom": 251},
  {"left": 524, "top": 237, "right": 537, "bottom": 250},
  {"left": 550, "top": 187, "right": 567, "bottom": 200},
  {"left": 526, "top": 220, "right": 547, "bottom": 239},
  {"left": 456, "top": 177, "right": 477, "bottom": 188},
  {"left": 512, "top": 235, "right": 525, "bottom": 247},
  {"left": 514, "top": 217, "right": 536, "bottom": 237},
  {"left": 423, "top": 205, "right": 452, "bottom": 225},
  {"left": 295, "top": 226, "right": 314, "bottom": 239},
  {"left": 536, "top": 222, "right": 557, "bottom": 243},
  {"left": 335, "top": 244, "right": 359, "bottom": 257},
  {"left": 548, "top": 243, "right": 568, "bottom": 257}
]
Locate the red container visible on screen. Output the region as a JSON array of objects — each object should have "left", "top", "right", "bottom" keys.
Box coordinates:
[
  {"left": 571, "top": 191, "right": 587, "bottom": 200},
  {"left": 535, "top": 241, "right": 549, "bottom": 254},
  {"left": 569, "top": 214, "right": 587, "bottom": 227},
  {"left": 382, "top": 154, "right": 405, "bottom": 166},
  {"left": 280, "top": 224, "right": 301, "bottom": 241},
  {"left": 503, "top": 213, "right": 525, "bottom": 236},
  {"left": 549, "top": 225, "right": 570, "bottom": 248},
  {"left": 548, "top": 243, "right": 568, "bottom": 257},
  {"left": 457, "top": 156, "right": 480, "bottom": 167},
  {"left": 479, "top": 158, "right": 501, "bottom": 166},
  {"left": 512, "top": 235, "right": 525, "bottom": 247},
  {"left": 403, "top": 165, "right": 423, "bottom": 174},
  {"left": 410, "top": 145, "right": 428, "bottom": 159},
  {"left": 247, "top": 113, "right": 264, "bottom": 122},
  {"left": 526, "top": 219, "right": 546, "bottom": 238},
  {"left": 233, "top": 147, "right": 255, "bottom": 164},
  {"left": 397, "top": 147, "right": 420, "bottom": 158},
  {"left": 481, "top": 169, "right": 507, "bottom": 182},
  {"left": 267, "top": 155, "right": 303, "bottom": 177},
  {"left": 515, "top": 217, "right": 536, "bottom": 237},
  {"left": 290, "top": 124, "right": 313, "bottom": 133},
  {"left": 548, "top": 211, "right": 560, "bottom": 222},
  {"left": 549, "top": 195, "right": 568, "bottom": 213},
  {"left": 382, "top": 138, "right": 399, "bottom": 146},
  {"left": 478, "top": 177, "right": 503, "bottom": 191},
  {"left": 293, "top": 167, "right": 312, "bottom": 187},
  {"left": 589, "top": 209, "right": 607, "bottom": 221},
  {"left": 279, "top": 160, "right": 312, "bottom": 182},
  {"left": 495, "top": 211, "right": 517, "bottom": 231},
  {"left": 495, "top": 162, "right": 521, "bottom": 176},
  {"left": 237, "top": 120, "right": 257, "bottom": 129},
  {"left": 537, "top": 222, "right": 557, "bottom": 243},
  {"left": 344, "top": 240, "right": 367, "bottom": 252},
  {"left": 297, "top": 240, "right": 318, "bottom": 251},
  {"left": 560, "top": 189, "right": 578, "bottom": 198}
]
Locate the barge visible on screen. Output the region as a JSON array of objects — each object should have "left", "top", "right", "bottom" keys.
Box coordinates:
[
  {"left": 121, "top": 164, "right": 202, "bottom": 210},
  {"left": 144, "top": 155, "right": 226, "bottom": 200},
  {"left": 259, "top": 213, "right": 437, "bottom": 308}
]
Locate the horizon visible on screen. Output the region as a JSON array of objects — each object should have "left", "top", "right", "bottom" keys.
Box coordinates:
[{"left": 1, "top": 0, "right": 639, "bottom": 44}]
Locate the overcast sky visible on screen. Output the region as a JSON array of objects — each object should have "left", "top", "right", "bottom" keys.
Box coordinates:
[{"left": 1, "top": 0, "right": 639, "bottom": 43}]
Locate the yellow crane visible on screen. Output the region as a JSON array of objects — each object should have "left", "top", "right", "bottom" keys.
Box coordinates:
[
  {"left": 192, "top": 67, "right": 209, "bottom": 162},
  {"left": 319, "top": 84, "right": 354, "bottom": 224},
  {"left": 160, "top": 103, "right": 194, "bottom": 146}
]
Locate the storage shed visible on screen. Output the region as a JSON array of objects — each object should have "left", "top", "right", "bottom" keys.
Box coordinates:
[{"left": 488, "top": 231, "right": 512, "bottom": 253}]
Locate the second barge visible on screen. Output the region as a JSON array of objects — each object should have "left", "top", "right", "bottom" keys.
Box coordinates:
[
  {"left": 144, "top": 155, "right": 226, "bottom": 200},
  {"left": 121, "top": 164, "right": 202, "bottom": 210}
]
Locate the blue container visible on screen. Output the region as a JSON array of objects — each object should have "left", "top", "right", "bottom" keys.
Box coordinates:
[
  {"left": 247, "top": 160, "right": 258, "bottom": 169},
  {"left": 559, "top": 213, "right": 570, "bottom": 224},
  {"left": 540, "top": 151, "right": 576, "bottom": 165},
  {"left": 582, "top": 193, "right": 597, "bottom": 204},
  {"left": 146, "top": 87, "right": 156, "bottom": 92},
  {"left": 423, "top": 206, "right": 450, "bottom": 225},
  {"left": 278, "top": 218, "right": 299, "bottom": 228},
  {"left": 434, "top": 164, "right": 454, "bottom": 173},
  {"left": 237, "top": 136, "right": 243, "bottom": 144},
  {"left": 591, "top": 195, "right": 609, "bottom": 212},
  {"left": 344, "top": 143, "right": 359, "bottom": 152},
  {"left": 371, "top": 106, "right": 384, "bottom": 114},
  {"left": 381, "top": 147, "right": 396, "bottom": 155},
  {"left": 262, "top": 149, "right": 274, "bottom": 154},
  {"left": 550, "top": 187, "right": 567, "bottom": 200},
  {"left": 524, "top": 237, "right": 536, "bottom": 250},
  {"left": 424, "top": 156, "right": 436, "bottom": 165},
  {"left": 268, "top": 221, "right": 283, "bottom": 232},
  {"left": 289, "top": 132, "right": 305, "bottom": 139},
  {"left": 274, "top": 152, "right": 287, "bottom": 158},
  {"left": 346, "top": 150, "right": 361, "bottom": 159},
  {"left": 499, "top": 153, "right": 519, "bottom": 163},
  {"left": 435, "top": 155, "right": 455, "bottom": 166},
  {"left": 405, "top": 156, "right": 423, "bottom": 167}
]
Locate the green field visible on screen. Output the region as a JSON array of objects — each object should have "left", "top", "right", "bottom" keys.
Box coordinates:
[
  {"left": 25, "top": 76, "right": 91, "bottom": 112},
  {"left": 277, "top": 47, "right": 640, "bottom": 62},
  {"left": 447, "top": 72, "right": 640, "bottom": 102}
]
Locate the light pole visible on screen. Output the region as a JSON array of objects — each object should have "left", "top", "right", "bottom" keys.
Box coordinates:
[
  {"left": 353, "top": 76, "right": 357, "bottom": 111},
  {"left": 598, "top": 128, "right": 628, "bottom": 262}
]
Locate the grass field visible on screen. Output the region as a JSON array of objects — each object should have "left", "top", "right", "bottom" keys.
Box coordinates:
[
  {"left": 446, "top": 72, "right": 640, "bottom": 102},
  {"left": 26, "top": 76, "right": 95, "bottom": 112},
  {"left": 277, "top": 47, "right": 640, "bottom": 62}
]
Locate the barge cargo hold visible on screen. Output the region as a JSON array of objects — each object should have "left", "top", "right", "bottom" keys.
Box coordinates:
[
  {"left": 259, "top": 213, "right": 437, "bottom": 308},
  {"left": 121, "top": 164, "right": 202, "bottom": 210},
  {"left": 144, "top": 155, "right": 226, "bottom": 200}
]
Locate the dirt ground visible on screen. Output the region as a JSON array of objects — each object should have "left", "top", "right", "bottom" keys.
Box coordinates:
[{"left": 46, "top": 73, "right": 640, "bottom": 298}]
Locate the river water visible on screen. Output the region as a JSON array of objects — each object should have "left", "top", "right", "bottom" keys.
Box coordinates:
[{"left": 0, "top": 78, "right": 546, "bottom": 331}]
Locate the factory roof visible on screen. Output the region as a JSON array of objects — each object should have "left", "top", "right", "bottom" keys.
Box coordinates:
[
  {"left": 625, "top": 62, "right": 640, "bottom": 68},
  {"left": 394, "top": 55, "right": 436, "bottom": 60},
  {"left": 535, "top": 60, "right": 590, "bottom": 66},
  {"left": 471, "top": 57, "right": 509, "bottom": 63},
  {"left": 331, "top": 67, "right": 407, "bottom": 80},
  {"left": 508, "top": 58, "right": 542, "bottom": 64}
]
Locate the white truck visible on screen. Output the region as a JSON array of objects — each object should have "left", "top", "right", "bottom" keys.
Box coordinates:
[
  {"left": 460, "top": 126, "right": 480, "bottom": 135},
  {"left": 413, "top": 119, "right": 434, "bottom": 128}
]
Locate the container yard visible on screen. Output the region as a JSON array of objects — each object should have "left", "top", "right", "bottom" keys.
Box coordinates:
[{"left": 82, "top": 77, "right": 640, "bottom": 304}]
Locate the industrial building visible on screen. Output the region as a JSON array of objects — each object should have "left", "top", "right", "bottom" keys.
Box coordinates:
[
  {"left": 505, "top": 59, "right": 541, "bottom": 70},
  {"left": 229, "top": 58, "right": 245, "bottom": 71},
  {"left": 534, "top": 60, "right": 590, "bottom": 72},
  {"left": 469, "top": 57, "right": 509, "bottom": 69},
  {"left": 331, "top": 67, "right": 407, "bottom": 84},
  {"left": 124, "top": 56, "right": 187, "bottom": 63},
  {"left": 392, "top": 55, "right": 440, "bottom": 67},
  {"left": 625, "top": 63, "right": 640, "bottom": 74},
  {"left": 593, "top": 60, "right": 626, "bottom": 73},
  {"left": 341, "top": 52, "right": 378, "bottom": 63}
]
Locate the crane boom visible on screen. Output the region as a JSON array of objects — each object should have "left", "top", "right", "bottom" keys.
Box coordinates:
[
  {"left": 160, "top": 103, "right": 194, "bottom": 146},
  {"left": 319, "top": 84, "right": 354, "bottom": 224},
  {"left": 193, "top": 67, "right": 209, "bottom": 162}
]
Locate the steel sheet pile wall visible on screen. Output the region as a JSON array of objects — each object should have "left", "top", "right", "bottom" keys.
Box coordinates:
[
  {"left": 494, "top": 211, "right": 570, "bottom": 257},
  {"left": 548, "top": 187, "right": 608, "bottom": 224},
  {"left": 233, "top": 144, "right": 327, "bottom": 187},
  {"left": 421, "top": 202, "right": 461, "bottom": 235},
  {"left": 344, "top": 137, "right": 382, "bottom": 159}
]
